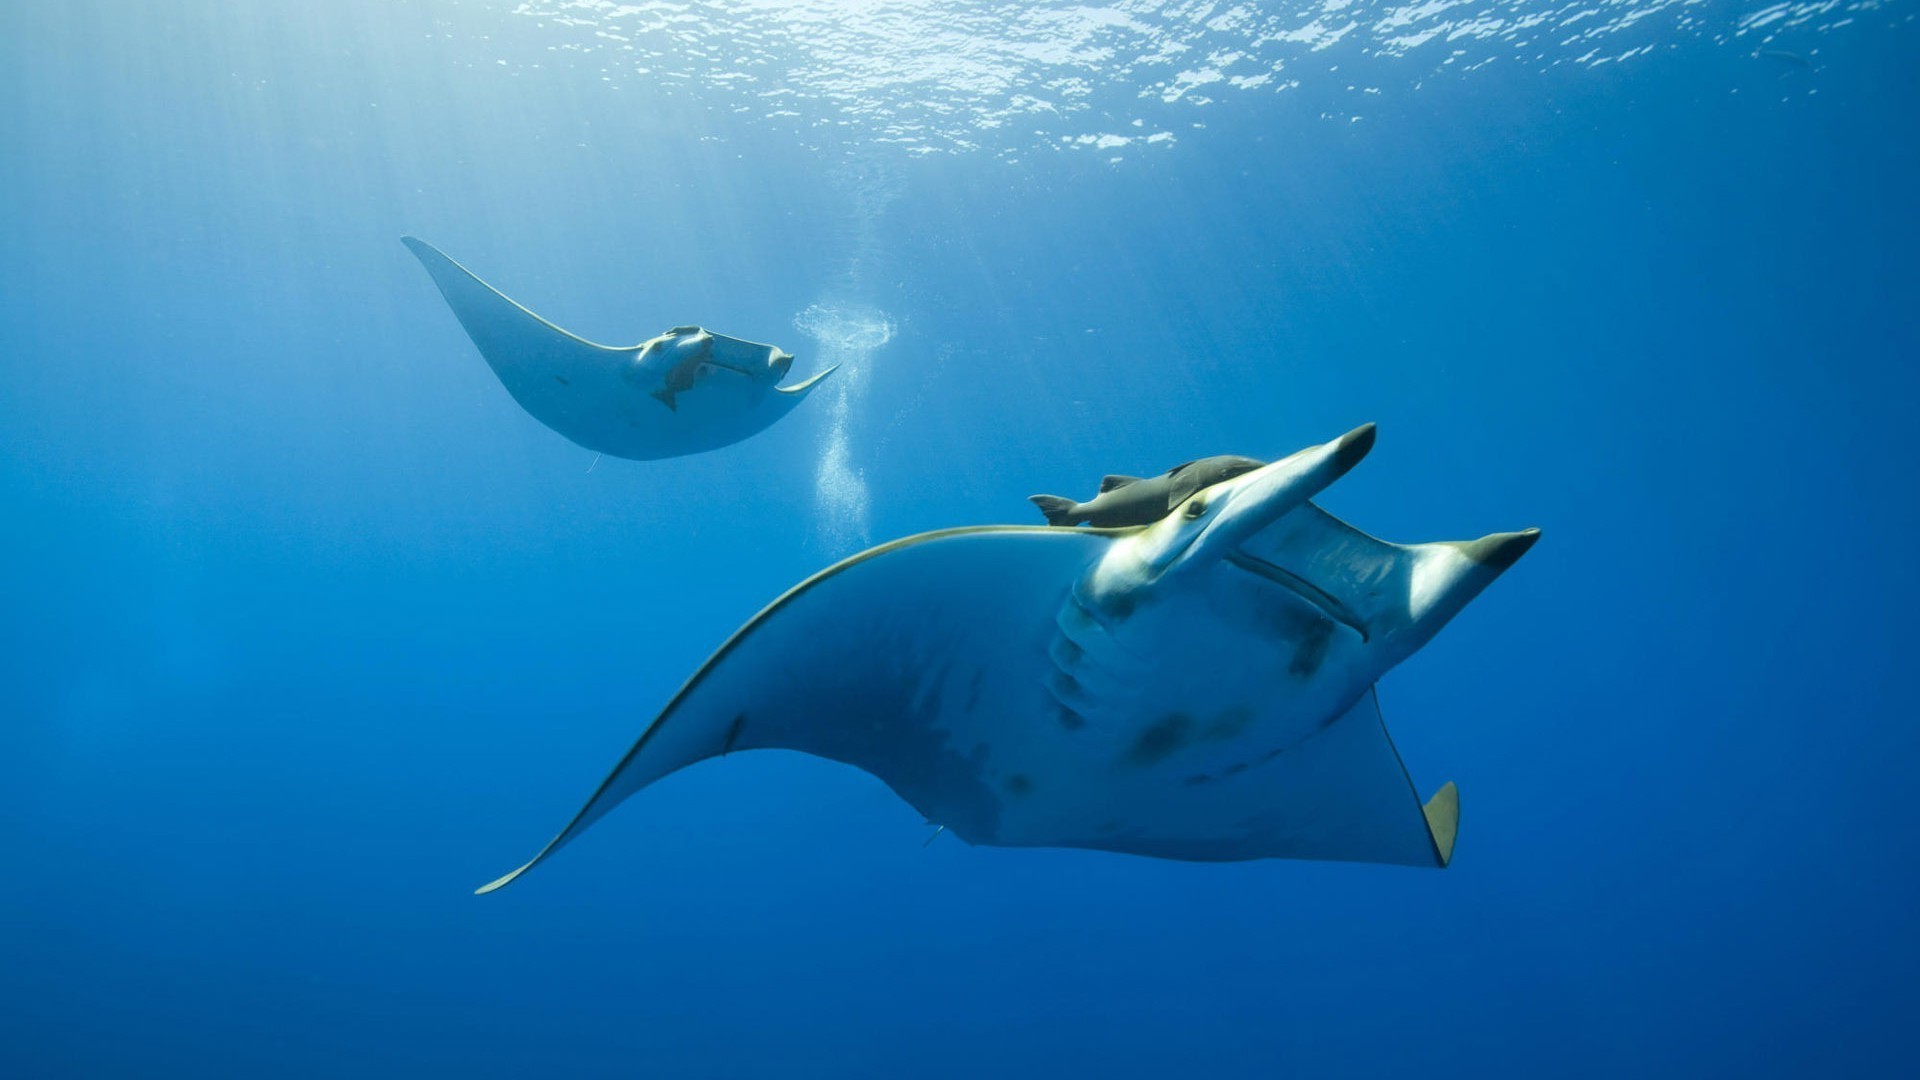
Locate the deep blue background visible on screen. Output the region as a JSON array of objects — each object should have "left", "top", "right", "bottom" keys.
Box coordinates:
[{"left": 3, "top": 3, "right": 1916, "bottom": 1077}]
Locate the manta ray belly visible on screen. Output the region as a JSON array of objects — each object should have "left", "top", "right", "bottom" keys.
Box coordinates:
[
  {"left": 999, "top": 565, "right": 1375, "bottom": 856},
  {"left": 593, "top": 364, "right": 783, "bottom": 458}
]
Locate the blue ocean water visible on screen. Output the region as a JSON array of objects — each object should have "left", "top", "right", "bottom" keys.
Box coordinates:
[{"left": 3, "top": 2, "right": 1916, "bottom": 1076}]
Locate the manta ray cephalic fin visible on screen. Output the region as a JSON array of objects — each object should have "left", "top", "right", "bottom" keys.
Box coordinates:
[{"left": 775, "top": 366, "right": 839, "bottom": 395}]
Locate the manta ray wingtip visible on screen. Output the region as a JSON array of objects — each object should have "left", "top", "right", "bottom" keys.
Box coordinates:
[
  {"left": 474, "top": 861, "right": 536, "bottom": 896},
  {"left": 1422, "top": 781, "right": 1460, "bottom": 867}
]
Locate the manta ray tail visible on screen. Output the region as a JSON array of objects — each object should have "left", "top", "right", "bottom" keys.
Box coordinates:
[{"left": 1028, "top": 494, "right": 1080, "bottom": 526}]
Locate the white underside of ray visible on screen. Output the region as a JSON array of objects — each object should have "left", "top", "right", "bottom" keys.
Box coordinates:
[
  {"left": 478, "top": 526, "right": 1107, "bottom": 892},
  {"left": 478, "top": 512, "right": 1461, "bottom": 893},
  {"left": 1043, "top": 551, "right": 1446, "bottom": 866},
  {"left": 403, "top": 237, "right": 831, "bottom": 460}
]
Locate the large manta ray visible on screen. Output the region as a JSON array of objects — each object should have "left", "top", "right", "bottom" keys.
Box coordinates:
[
  {"left": 403, "top": 237, "right": 835, "bottom": 460},
  {"left": 478, "top": 424, "right": 1538, "bottom": 892}
]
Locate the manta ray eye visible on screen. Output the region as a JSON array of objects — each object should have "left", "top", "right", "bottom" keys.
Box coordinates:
[{"left": 1183, "top": 498, "right": 1207, "bottom": 520}]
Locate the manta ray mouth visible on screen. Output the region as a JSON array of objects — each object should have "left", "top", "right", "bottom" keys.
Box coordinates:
[{"left": 1224, "top": 552, "right": 1369, "bottom": 642}]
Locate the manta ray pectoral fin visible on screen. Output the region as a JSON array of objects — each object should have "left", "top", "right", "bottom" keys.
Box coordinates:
[
  {"left": 1422, "top": 781, "right": 1459, "bottom": 867},
  {"left": 402, "top": 236, "right": 627, "bottom": 374},
  {"left": 1100, "top": 474, "right": 1143, "bottom": 492},
  {"left": 475, "top": 858, "right": 540, "bottom": 895},
  {"left": 475, "top": 525, "right": 1108, "bottom": 892}
]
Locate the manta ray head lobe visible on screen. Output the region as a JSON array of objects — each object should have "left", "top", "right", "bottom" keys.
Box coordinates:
[
  {"left": 1287, "top": 617, "right": 1336, "bottom": 677},
  {"left": 1457, "top": 527, "right": 1542, "bottom": 572},
  {"left": 1331, "top": 422, "right": 1378, "bottom": 472}
]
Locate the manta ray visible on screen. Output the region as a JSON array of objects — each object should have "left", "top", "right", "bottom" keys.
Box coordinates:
[
  {"left": 402, "top": 237, "right": 835, "bottom": 460},
  {"left": 478, "top": 424, "right": 1537, "bottom": 892}
]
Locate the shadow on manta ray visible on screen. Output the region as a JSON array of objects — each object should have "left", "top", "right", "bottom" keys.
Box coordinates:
[
  {"left": 402, "top": 237, "right": 836, "bottom": 460},
  {"left": 475, "top": 424, "right": 1539, "bottom": 893}
]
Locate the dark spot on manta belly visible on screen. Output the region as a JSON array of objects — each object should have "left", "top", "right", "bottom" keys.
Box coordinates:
[
  {"left": 1005, "top": 773, "right": 1033, "bottom": 796},
  {"left": 1256, "top": 601, "right": 1317, "bottom": 642},
  {"left": 1128, "top": 713, "right": 1192, "bottom": 766},
  {"left": 553, "top": 375, "right": 571, "bottom": 386},
  {"left": 1183, "top": 774, "right": 1212, "bottom": 786},
  {"left": 1289, "top": 617, "right": 1335, "bottom": 677},
  {"left": 1223, "top": 762, "right": 1249, "bottom": 777}
]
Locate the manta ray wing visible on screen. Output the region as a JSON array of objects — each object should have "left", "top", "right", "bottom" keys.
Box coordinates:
[
  {"left": 402, "top": 236, "right": 635, "bottom": 435},
  {"left": 478, "top": 526, "right": 1110, "bottom": 893}
]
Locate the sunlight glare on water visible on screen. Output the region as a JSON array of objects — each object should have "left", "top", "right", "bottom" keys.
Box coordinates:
[{"left": 506, "top": 0, "right": 1894, "bottom": 156}]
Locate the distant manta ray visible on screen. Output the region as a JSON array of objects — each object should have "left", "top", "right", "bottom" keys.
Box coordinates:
[
  {"left": 475, "top": 424, "right": 1539, "bottom": 893},
  {"left": 1753, "top": 47, "right": 1816, "bottom": 72},
  {"left": 403, "top": 237, "right": 835, "bottom": 460}
]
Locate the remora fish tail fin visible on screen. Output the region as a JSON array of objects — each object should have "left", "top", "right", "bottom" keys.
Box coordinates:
[
  {"left": 1029, "top": 495, "right": 1080, "bottom": 526},
  {"left": 1100, "top": 474, "right": 1143, "bottom": 492}
]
